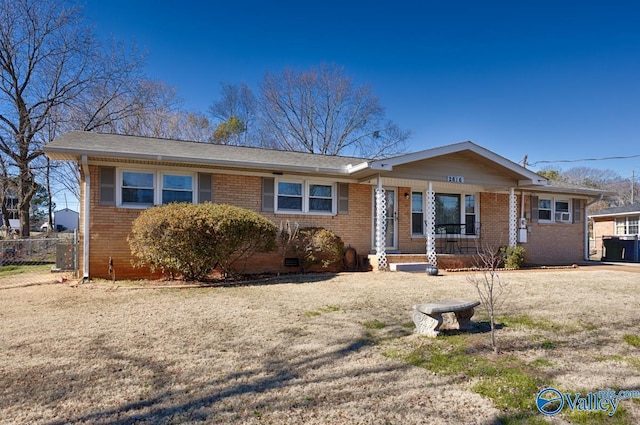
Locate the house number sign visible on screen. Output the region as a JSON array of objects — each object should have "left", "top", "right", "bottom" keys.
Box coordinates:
[{"left": 447, "top": 175, "right": 464, "bottom": 183}]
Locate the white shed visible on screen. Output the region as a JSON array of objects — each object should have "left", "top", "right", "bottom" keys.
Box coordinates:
[{"left": 54, "top": 208, "right": 79, "bottom": 231}]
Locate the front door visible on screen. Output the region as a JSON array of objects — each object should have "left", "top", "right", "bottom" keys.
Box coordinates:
[{"left": 373, "top": 188, "right": 397, "bottom": 250}]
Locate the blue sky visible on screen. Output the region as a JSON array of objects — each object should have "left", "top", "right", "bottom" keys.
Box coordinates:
[{"left": 82, "top": 0, "right": 640, "bottom": 178}]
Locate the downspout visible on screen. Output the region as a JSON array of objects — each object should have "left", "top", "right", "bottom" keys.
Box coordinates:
[
  {"left": 584, "top": 194, "right": 603, "bottom": 261},
  {"left": 81, "top": 155, "right": 90, "bottom": 280}
]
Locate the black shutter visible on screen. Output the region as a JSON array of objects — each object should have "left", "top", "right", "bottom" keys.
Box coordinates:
[
  {"left": 530, "top": 195, "right": 539, "bottom": 223},
  {"left": 338, "top": 183, "right": 349, "bottom": 214},
  {"left": 262, "top": 177, "right": 274, "bottom": 211},
  {"left": 99, "top": 167, "right": 116, "bottom": 206},
  {"left": 198, "top": 173, "right": 212, "bottom": 203}
]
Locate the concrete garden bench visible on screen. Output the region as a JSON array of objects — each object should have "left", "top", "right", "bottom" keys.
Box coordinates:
[{"left": 412, "top": 299, "right": 480, "bottom": 337}]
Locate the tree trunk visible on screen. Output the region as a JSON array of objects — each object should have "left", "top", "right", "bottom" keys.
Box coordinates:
[
  {"left": 18, "top": 166, "right": 35, "bottom": 237},
  {"left": 0, "top": 195, "right": 9, "bottom": 228}
]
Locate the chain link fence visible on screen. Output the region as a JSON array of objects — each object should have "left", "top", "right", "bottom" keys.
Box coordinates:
[{"left": 0, "top": 232, "right": 78, "bottom": 288}]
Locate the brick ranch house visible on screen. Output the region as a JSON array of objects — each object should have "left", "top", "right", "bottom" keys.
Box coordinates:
[
  {"left": 589, "top": 203, "right": 640, "bottom": 262},
  {"left": 44, "top": 131, "right": 606, "bottom": 280}
]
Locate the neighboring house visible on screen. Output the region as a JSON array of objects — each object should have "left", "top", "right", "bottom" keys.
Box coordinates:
[
  {"left": 589, "top": 204, "right": 640, "bottom": 262},
  {"left": 2, "top": 194, "right": 20, "bottom": 229},
  {"left": 54, "top": 208, "right": 79, "bottom": 231},
  {"left": 44, "top": 131, "right": 606, "bottom": 280}
]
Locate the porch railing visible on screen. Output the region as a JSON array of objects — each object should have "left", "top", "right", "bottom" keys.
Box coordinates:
[{"left": 433, "top": 222, "right": 481, "bottom": 254}]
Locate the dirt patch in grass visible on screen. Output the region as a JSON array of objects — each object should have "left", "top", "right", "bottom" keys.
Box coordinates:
[{"left": 1, "top": 265, "right": 639, "bottom": 424}]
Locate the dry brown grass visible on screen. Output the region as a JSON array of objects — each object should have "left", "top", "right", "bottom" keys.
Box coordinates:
[{"left": 1, "top": 265, "right": 640, "bottom": 424}]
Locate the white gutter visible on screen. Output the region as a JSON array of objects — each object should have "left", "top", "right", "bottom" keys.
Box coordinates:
[
  {"left": 46, "top": 147, "right": 353, "bottom": 177},
  {"left": 584, "top": 194, "right": 604, "bottom": 261},
  {"left": 81, "top": 155, "right": 90, "bottom": 280}
]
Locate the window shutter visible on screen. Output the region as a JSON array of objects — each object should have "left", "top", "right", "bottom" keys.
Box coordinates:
[
  {"left": 530, "top": 195, "right": 539, "bottom": 223},
  {"left": 338, "top": 183, "right": 349, "bottom": 214},
  {"left": 262, "top": 177, "right": 274, "bottom": 211},
  {"left": 99, "top": 167, "right": 116, "bottom": 206},
  {"left": 572, "top": 199, "right": 582, "bottom": 223},
  {"left": 198, "top": 173, "right": 212, "bottom": 203}
]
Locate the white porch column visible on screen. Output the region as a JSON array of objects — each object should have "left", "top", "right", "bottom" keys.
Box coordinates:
[
  {"left": 425, "top": 182, "right": 437, "bottom": 267},
  {"left": 509, "top": 187, "right": 517, "bottom": 247},
  {"left": 374, "top": 178, "right": 388, "bottom": 271}
]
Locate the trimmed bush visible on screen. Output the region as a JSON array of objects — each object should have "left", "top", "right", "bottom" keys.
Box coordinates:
[
  {"left": 501, "top": 246, "right": 526, "bottom": 269},
  {"left": 293, "top": 227, "right": 344, "bottom": 272},
  {"left": 128, "top": 203, "right": 277, "bottom": 280}
]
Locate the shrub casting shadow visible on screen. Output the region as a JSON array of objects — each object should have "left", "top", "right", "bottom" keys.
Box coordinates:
[{"left": 201, "top": 272, "right": 338, "bottom": 288}]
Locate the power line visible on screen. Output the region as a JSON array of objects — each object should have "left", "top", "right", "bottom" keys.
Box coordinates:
[{"left": 528, "top": 154, "right": 640, "bottom": 167}]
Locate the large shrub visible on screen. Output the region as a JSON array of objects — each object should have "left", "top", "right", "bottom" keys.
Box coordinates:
[
  {"left": 128, "top": 203, "right": 277, "bottom": 280},
  {"left": 293, "top": 227, "right": 344, "bottom": 272}
]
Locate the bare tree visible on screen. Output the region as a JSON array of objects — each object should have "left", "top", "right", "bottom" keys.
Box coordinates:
[
  {"left": 209, "top": 82, "right": 257, "bottom": 146},
  {"left": 538, "top": 166, "right": 633, "bottom": 208},
  {"left": 0, "top": 0, "right": 95, "bottom": 235},
  {"left": 0, "top": 0, "right": 155, "bottom": 235},
  {"left": 467, "top": 244, "right": 508, "bottom": 354},
  {"left": 258, "top": 63, "right": 410, "bottom": 158}
]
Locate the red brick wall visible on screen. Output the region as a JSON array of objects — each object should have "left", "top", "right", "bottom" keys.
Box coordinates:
[
  {"left": 525, "top": 197, "right": 586, "bottom": 265},
  {"left": 84, "top": 166, "right": 160, "bottom": 280},
  {"left": 82, "top": 164, "right": 588, "bottom": 278},
  {"left": 395, "top": 192, "right": 586, "bottom": 265},
  {"left": 479, "top": 192, "right": 512, "bottom": 248},
  {"left": 85, "top": 167, "right": 373, "bottom": 279}
]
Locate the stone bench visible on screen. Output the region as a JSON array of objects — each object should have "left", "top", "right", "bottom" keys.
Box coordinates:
[{"left": 412, "top": 299, "right": 480, "bottom": 337}]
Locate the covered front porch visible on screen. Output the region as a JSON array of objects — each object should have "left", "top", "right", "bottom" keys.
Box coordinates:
[
  {"left": 353, "top": 141, "right": 551, "bottom": 271},
  {"left": 369, "top": 179, "right": 520, "bottom": 271}
]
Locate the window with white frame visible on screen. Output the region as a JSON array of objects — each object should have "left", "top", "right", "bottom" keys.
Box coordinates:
[
  {"left": 538, "top": 199, "right": 552, "bottom": 221},
  {"left": 308, "top": 184, "right": 333, "bottom": 212},
  {"left": 615, "top": 216, "right": 640, "bottom": 235},
  {"left": 554, "top": 200, "right": 571, "bottom": 222},
  {"left": 122, "top": 171, "right": 154, "bottom": 206},
  {"left": 277, "top": 181, "right": 303, "bottom": 212},
  {"left": 119, "top": 170, "right": 195, "bottom": 207},
  {"left": 162, "top": 174, "right": 193, "bottom": 204},
  {"left": 411, "top": 192, "right": 423, "bottom": 235},
  {"left": 464, "top": 194, "right": 477, "bottom": 234},
  {"left": 538, "top": 198, "right": 571, "bottom": 222},
  {"left": 615, "top": 217, "right": 626, "bottom": 234},
  {"left": 276, "top": 180, "right": 335, "bottom": 214},
  {"left": 630, "top": 217, "right": 639, "bottom": 234},
  {"left": 411, "top": 191, "right": 479, "bottom": 236}
]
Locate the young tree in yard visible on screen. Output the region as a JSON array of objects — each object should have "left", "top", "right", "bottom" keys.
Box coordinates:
[
  {"left": 467, "top": 244, "right": 508, "bottom": 354},
  {"left": 258, "top": 63, "right": 410, "bottom": 158}
]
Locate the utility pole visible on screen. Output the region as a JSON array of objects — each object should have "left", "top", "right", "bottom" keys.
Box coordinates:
[{"left": 632, "top": 170, "right": 635, "bottom": 204}]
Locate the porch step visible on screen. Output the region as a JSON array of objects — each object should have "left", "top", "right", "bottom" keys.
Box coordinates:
[{"left": 389, "top": 262, "right": 430, "bottom": 272}]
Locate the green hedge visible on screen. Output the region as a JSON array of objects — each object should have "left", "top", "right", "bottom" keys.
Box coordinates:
[{"left": 128, "top": 203, "right": 277, "bottom": 280}]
